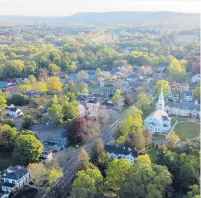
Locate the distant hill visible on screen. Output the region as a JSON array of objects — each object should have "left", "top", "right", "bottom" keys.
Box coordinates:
[{"left": 0, "top": 12, "right": 199, "bottom": 27}]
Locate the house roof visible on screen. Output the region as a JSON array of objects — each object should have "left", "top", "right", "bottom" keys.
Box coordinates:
[
  {"left": 166, "top": 102, "right": 200, "bottom": 111},
  {"left": 1, "top": 166, "right": 28, "bottom": 180},
  {"left": 0, "top": 81, "right": 8, "bottom": 89},
  {"left": 104, "top": 145, "right": 138, "bottom": 158}
]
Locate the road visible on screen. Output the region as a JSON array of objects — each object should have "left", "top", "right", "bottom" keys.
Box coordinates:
[{"left": 39, "top": 116, "right": 123, "bottom": 198}]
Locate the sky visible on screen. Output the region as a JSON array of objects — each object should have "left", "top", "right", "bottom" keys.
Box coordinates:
[{"left": 0, "top": 0, "right": 200, "bottom": 16}]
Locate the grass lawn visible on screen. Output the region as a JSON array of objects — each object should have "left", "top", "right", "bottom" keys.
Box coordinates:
[
  {"left": 0, "top": 151, "right": 16, "bottom": 171},
  {"left": 147, "top": 147, "right": 158, "bottom": 163},
  {"left": 142, "top": 104, "right": 154, "bottom": 119},
  {"left": 171, "top": 118, "right": 177, "bottom": 126},
  {"left": 174, "top": 122, "right": 200, "bottom": 141}
]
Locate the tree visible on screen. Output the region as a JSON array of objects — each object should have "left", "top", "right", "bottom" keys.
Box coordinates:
[
  {"left": 124, "top": 93, "right": 133, "bottom": 106},
  {"left": 0, "top": 91, "right": 7, "bottom": 111},
  {"left": 48, "top": 63, "right": 60, "bottom": 75},
  {"left": 28, "top": 163, "right": 48, "bottom": 186},
  {"left": 90, "top": 138, "right": 104, "bottom": 162},
  {"left": 77, "top": 70, "right": 89, "bottom": 81},
  {"left": 14, "top": 134, "right": 43, "bottom": 165},
  {"left": 194, "top": 86, "right": 200, "bottom": 101},
  {"left": 47, "top": 169, "right": 63, "bottom": 186},
  {"left": 112, "top": 89, "right": 121, "bottom": 102},
  {"left": 78, "top": 148, "right": 89, "bottom": 168},
  {"left": 47, "top": 77, "right": 62, "bottom": 93},
  {"left": 105, "top": 158, "right": 131, "bottom": 192},
  {"left": 95, "top": 68, "right": 102, "bottom": 77},
  {"left": 143, "top": 130, "right": 152, "bottom": 149},
  {"left": 71, "top": 167, "right": 103, "bottom": 198},
  {"left": 7, "top": 93, "right": 29, "bottom": 106},
  {"left": 46, "top": 103, "right": 63, "bottom": 125},
  {"left": 82, "top": 87, "right": 88, "bottom": 93},
  {"left": 0, "top": 124, "right": 18, "bottom": 149},
  {"left": 32, "top": 81, "right": 47, "bottom": 93},
  {"left": 186, "top": 185, "right": 200, "bottom": 198},
  {"left": 118, "top": 155, "right": 172, "bottom": 198},
  {"left": 62, "top": 101, "right": 79, "bottom": 120},
  {"left": 28, "top": 75, "right": 37, "bottom": 84},
  {"left": 137, "top": 92, "right": 152, "bottom": 110},
  {"left": 22, "top": 115, "right": 35, "bottom": 129},
  {"left": 167, "top": 131, "right": 180, "bottom": 149},
  {"left": 156, "top": 80, "right": 171, "bottom": 96}
]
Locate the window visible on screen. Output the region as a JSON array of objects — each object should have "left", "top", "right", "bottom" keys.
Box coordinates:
[{"left": 12, "top": 180, "right": 15, "bottom": 184}]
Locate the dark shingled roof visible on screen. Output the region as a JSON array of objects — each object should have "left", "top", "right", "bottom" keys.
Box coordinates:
[
  {"left": 166, "top": 102, "right": 200, "bottom": 111},
  {"left": 1, "top": 166, "right": 28, "bottom": 180}
]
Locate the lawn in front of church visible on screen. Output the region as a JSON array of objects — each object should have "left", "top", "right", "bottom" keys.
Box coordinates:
[{"left": 174, "top": 122, "right": 200, "bottom": 141}]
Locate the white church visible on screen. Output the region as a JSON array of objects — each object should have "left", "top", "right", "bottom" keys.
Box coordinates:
[{"left": 144, "top": 87, "right": 171, "bottom": 134}]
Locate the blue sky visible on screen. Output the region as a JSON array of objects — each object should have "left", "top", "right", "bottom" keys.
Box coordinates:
[{"left": 0, "top": 0, "right": 200, "bottom": 16}]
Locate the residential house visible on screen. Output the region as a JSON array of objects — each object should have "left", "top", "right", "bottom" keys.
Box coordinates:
[
  {"left": 24, "top": 90, "right": 42, "bottom": 99},
  {"left": 44, "top": 134, "right": 68, "bottom": 152},
  {"left": 104, "top": 145, "right": 138, "bottom": 164},
  {"left": 100, "top": 85, "right": 116, "bottom": 97},
  {"left": 0, "top": 166, "right": 30, "bottom": 197},
  {"left": 40, "top": 150, "right": 53, "bottom": 161},
  {"left": 144, "top": 87, "right": 171, "bottom": 133},
  {"left": 191, "top": 74, "right": 200, "bottom": 84},
  {"left": 183, "top": 91, "right": 193, "bottom": 102},
  {"left": 165, "top": 101, "right": 200, "bottom": 118},
  {"left": 156, "top": 65, "right": 166, "bottom": 72},
  {"left": 170, "top": 83, "right": 189, "bottom": 91},
  {"left": 7, "top": 105, "right": 23, "bottom": 118},
  {"left": 80, "top": 100, "right": 100, "bottom": 118}
]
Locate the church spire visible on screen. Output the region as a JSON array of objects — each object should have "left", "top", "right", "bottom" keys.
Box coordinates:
[{"left": 156, "top": 85, "right": 165, "bottom": 110}]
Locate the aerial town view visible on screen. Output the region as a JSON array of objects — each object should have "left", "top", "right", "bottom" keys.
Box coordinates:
[{"left": 0, "top": 0, "right": 200, "bottom": 198}]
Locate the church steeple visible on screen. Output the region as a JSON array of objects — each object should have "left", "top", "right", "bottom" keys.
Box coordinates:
[{"left": 156, "top": 85, "right": 165, "bottom": 110}]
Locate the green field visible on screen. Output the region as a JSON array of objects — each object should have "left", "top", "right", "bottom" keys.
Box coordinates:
[
  {"left": 174, "top": 122, "right": 200, "bottom": 141},
  {"left": 142, "top": 105, "right": 154, "bottom": 119},
  {"left": 171, "top": 118, "right": 177, "bottom": 126}
]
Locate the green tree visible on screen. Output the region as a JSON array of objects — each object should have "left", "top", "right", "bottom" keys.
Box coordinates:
[
  {"left": 194, "top": 86, "right": 200, "bottom": 101},
  {"left": 62, "top": 101, "right": 79, "bottom": 120},
  {"left": 167, "top": 131, "right": 180, "bottom": 149},
  {"left": 119, "top": 155, "right": 172, "bottom": 198},
  {"left": 112, "top": 89, "right": 121, "bottom": 102},
  {"left": 78, "top": 148, "right": 89, "bottom": 168},
  {"left": 22, "top": 115, "right": 35, "bottom": 129},
  {"left": 0, "top": 124, "right": 18, "bottom": 149},
  {"left": 137, "top": 92, "right": 152, "bottom": 110},
  {"left": 14, "top": 134, "right": 43, "bottom": 165},
  {"left": 156, "top": 80, "right": 171, "bottom": 96},
  {"left": 47, "top": 169, "right": 63, "bottom": 186},
  {"left": 95, "top": 68, "right": 102, "bottom": 77},
  {"left": 46, "top": 104, "right": 63, "bottom": 125},
  {"left": 32, "top": 81, "right": 48, "bottom": 93},
  {"left": 105, "top": 158, "right": 131, "bottom": 192},
  {"left": 71, "top": 167, "right": 103, "bottom": 198},
  {"left": 48, "top": 63, "right": 60, "bottom": 75},
  {"left": 47, "top": 77, "right": 62, "bottom": 93},
  {"left": 90, "top": 138, "right": 104, "bottom": 162},
  {"left": 186, "top": 185, "right": 200, "bottom": 198},
  {"left": 0, "top": 91, "right": 7, "bottom": 110},
  {"left": 28, "top": 163, "right": 48, "bottom": 186}
]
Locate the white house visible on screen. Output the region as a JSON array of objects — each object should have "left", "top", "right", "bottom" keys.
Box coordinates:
[
  {"left": 79, "top": 101, "right": 100, "bottom": 118},
  {"left": 144, "top": 87, "right": 171, "bottom": 133},
  {"left": 7, "top": 104, "right": 23, "bottom": 118},
  {"left": 0, "top": 166, "right": 30, "bottom": 197},
  {"left": 191, "top": 74, "right": 200, "bottom": 84},
  {"left": 165, "top": 101, "right": 200, "bottom": 118}
]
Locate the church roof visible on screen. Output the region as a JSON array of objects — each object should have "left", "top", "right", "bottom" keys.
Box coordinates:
[{"left": 146, "top": 109, "right": 168, "bottom": 121}]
